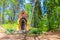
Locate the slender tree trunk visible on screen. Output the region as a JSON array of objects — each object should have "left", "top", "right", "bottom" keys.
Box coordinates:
[
  {"left": 2, "top": 1, "right": 5, "bottom": 24},
  {"left": 12, "top": 6, "right": 16, "bottom": 22},
  {"left": 30, "top": 0, "right": 36, "bottom": 27},
  {"left": 47, "top": 11, "right": 51, "bottom": 30},
  {"left": 31, "top": 0, "right": 42, "bottom": 27}
]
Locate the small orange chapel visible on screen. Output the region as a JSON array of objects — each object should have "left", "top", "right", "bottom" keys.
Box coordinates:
[{"left": 17, "top": 10, "right": 29, "bottom": 31}]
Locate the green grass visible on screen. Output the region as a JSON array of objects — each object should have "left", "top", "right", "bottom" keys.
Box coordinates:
[
  {"left": 2, "top": 23, "right": 17, "bottom": 30},
  {"left": 1, "top": 20, "right": 30, "bottom": 31}
]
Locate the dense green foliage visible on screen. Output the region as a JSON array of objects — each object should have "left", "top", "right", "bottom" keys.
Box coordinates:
[
  {"left": 31, "top": 0, "right": 42, "bottom": 27},
  {"left": 0, "top": 0, "right": 60, "bottom": 34}
]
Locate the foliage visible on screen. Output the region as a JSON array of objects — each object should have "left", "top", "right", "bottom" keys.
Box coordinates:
[
  {"left": 2, "top": 23, "right": 17, "bottom": 30},
  {"left": 28, "top": 28, "right": 41, "bottom": 34},
  {"left": 0, "top": 0, "right": 60, "bottom": 34},
  {"left": 6, "top": 28, "right": 14, "bottom": 34},
  {"left": 31, "top": 0, "right": 42, "bottom": 27},
  {"left": 43, "top": 0, "right": 60, "bottom": 31}
]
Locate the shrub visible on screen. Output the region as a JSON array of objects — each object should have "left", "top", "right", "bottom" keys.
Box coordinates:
[
  {"left": 28, "top": 28, "right": 42, "bottom": 34},
  {"left": 6, "top": 28, "right": 14, "bottom": 34}
]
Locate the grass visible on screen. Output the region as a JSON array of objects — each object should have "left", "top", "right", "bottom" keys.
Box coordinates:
[
  {"left": 2, "top": 23, "right": 17, "bottom": 30},
  {"left": 1, "top": 22, "right": 48, "bottom": 34},
  {"left": 1, "top": 21, "right": 30, "bottom": 31}
]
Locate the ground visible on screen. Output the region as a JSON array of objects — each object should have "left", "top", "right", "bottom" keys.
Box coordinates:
[{"left": 0, "top": 30, "right": 60, "bottom": 40}]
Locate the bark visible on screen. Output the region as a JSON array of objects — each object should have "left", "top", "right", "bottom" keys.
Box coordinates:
[{"left": 2, "top": 1, "right": 5, "bottom": 24}]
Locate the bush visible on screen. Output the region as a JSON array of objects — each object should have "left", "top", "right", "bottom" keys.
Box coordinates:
[
  {"left": 28, "top": 28, "right": 42, "bottom": 34},
  {"left": 6, "top": 28, "right": 14, "bottom": 34}
]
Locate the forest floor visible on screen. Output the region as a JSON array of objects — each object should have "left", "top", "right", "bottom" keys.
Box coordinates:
[{"left": 0, "top": 30, "right": 60, "bottom": 40}]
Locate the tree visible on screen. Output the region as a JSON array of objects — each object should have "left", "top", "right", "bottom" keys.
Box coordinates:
[
  {"left": 10, "top": 0, "right": 20, "bottom": 22},
  {"left": 31, "top": 0, "right": 42, "bottom": 27},
  {"left": 0, "top": 0, "right": 9, "bottom": 24},
  {"left": 44, "top": 0, "right": 60, "bottom": 30}
]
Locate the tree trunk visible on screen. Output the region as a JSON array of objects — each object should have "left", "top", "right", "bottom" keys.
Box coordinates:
[
  {"left": 31, "top": 0, "right": 42, "bottom": 27},
  {"left": 12, "top": 6, "right": 16, "bottom": 22},
  {"left": 2, "top": 1, "right": 5, "bottom": 24}
]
